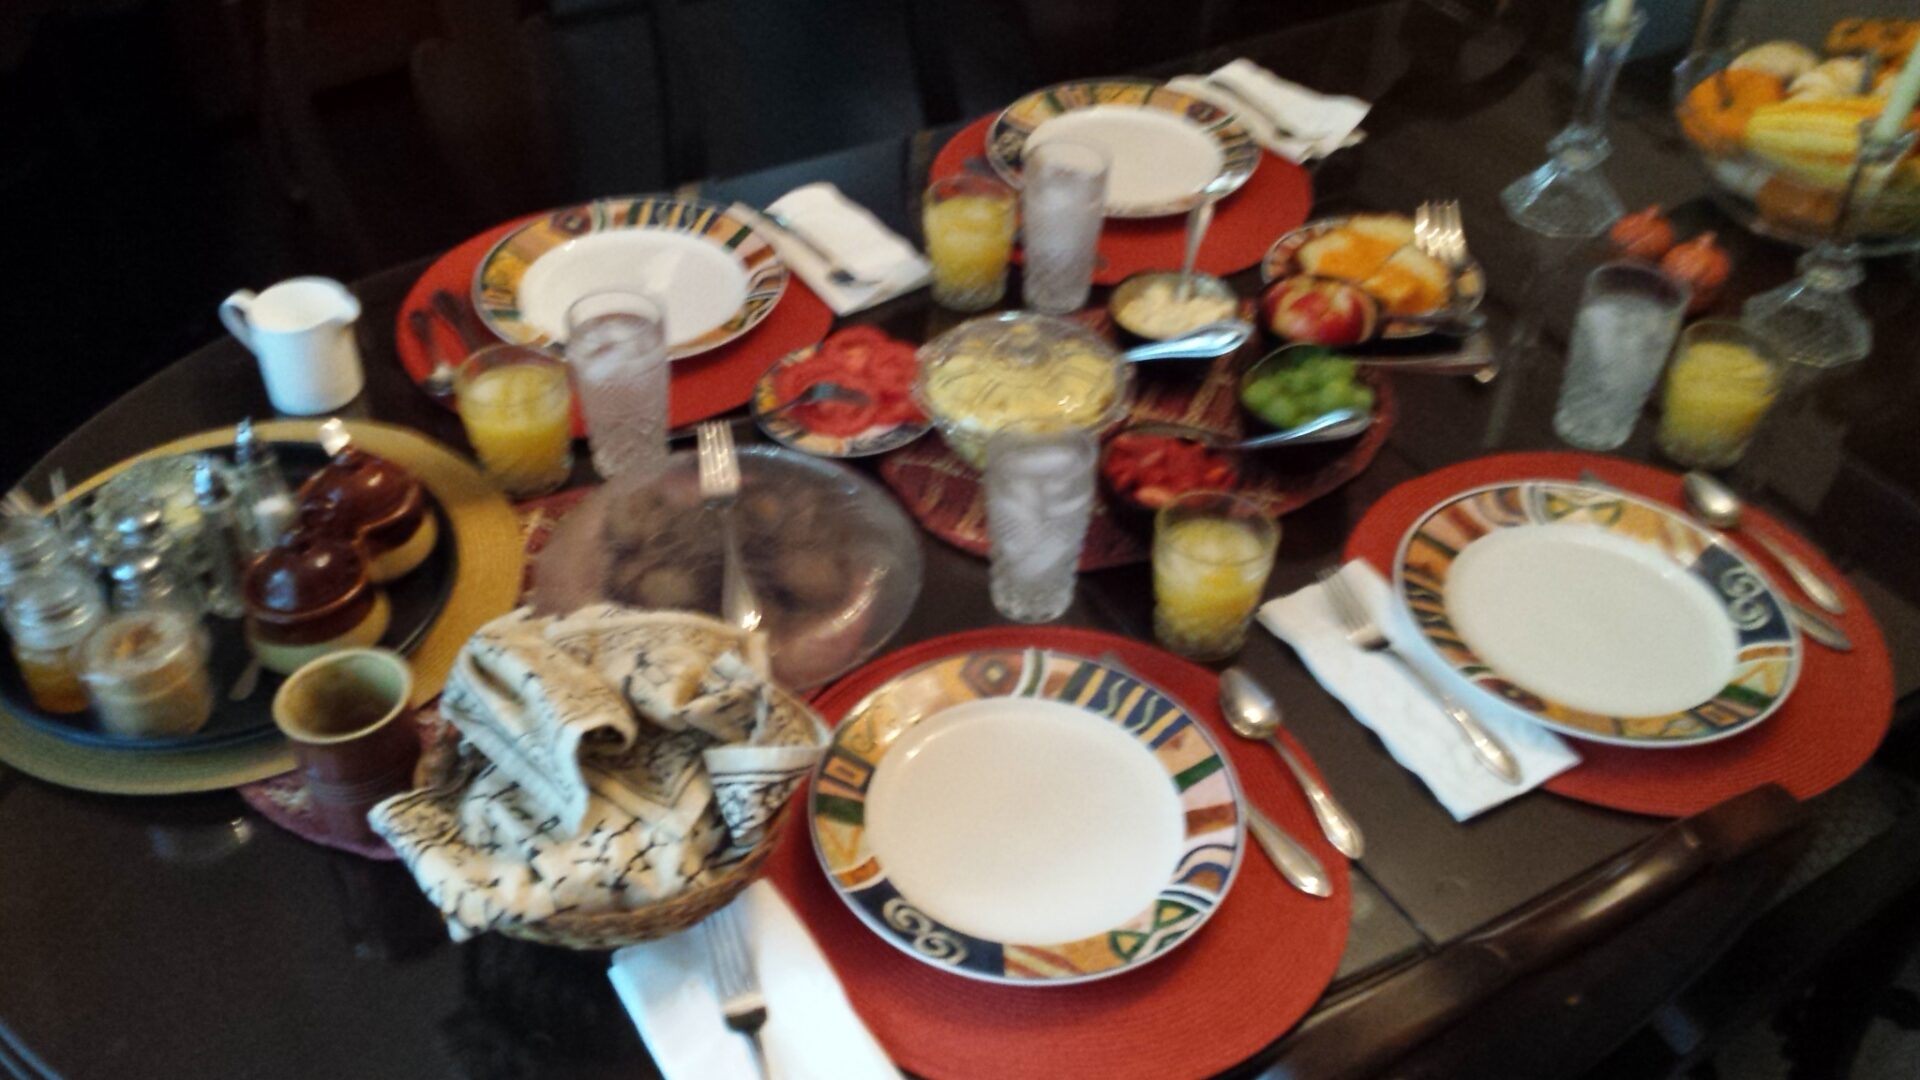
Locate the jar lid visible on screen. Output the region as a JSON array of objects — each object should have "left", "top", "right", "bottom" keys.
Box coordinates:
[
  {"left": 5, "top": 565, "right": 104, "bottom": 637},
  {"left": 109, "top": 551, "right": 168, "bottom": 585},
  {"left": 242, "top": 534, "right": 369, "bottom": 622},
  {"left": 80, "top": 609, "right": 204, "bottom": 683},
  {"left": 296, "top": 449, "right": 420, "bottom": 535},
  {"left": 0, "top": 517, "right": 67, "bottom": 580}
]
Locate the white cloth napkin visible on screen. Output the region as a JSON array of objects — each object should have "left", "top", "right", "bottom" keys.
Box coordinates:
[
  {"left": 758, "top": 184, "right": 931, "bottom": 316},
  {"left": 1167, "top": 58, "right": 1371, "bottom": 162},
  {"left": 610, "top": 882, "right": 900, "bottom": 1080},
  {"left": 1258, "top": 562, "right": 1579, "bottom": 821}
]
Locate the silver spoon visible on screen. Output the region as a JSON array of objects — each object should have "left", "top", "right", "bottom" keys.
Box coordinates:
[
  {"left": 1221, "top": 668, "right": 1364, "bottom": 859},
  {"left": 1682, "top": 471, "right": 1845, "bottom": 615},
  {"left": 1177, "top": 197, "right": 1216, "bottom": 302},
  {"left": 1121, "top": 407, "right": 1372, "bottom": 451},
  {"left": 759, "top": 381, "right": 871, "bottom": 420},
  {"left": 1213, "top": 679, "right": 1333, "bottom": 898},
  {"left": 1120, "top": 320, "right": 1255, "bottom": 363}
]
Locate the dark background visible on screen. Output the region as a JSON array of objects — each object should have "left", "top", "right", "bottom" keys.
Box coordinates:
[{"left": 0, "top": 0, "right": 1447, "bottom": 487}]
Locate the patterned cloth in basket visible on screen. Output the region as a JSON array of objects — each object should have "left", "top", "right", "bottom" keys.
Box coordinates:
[{"left": 371, "top": 607, "right": 827, "bottom": 942}]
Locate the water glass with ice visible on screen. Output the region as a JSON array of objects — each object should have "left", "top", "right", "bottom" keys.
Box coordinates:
[
  {"left": 565, "top": 290, "right": 670, "bottom": 479},
  {"left": 985, "top": 425, "right": 1097, "bottom": 623},
  {"left": 1020, "top": 140, "right": 1108, "bottom": 315},
  {"left": 1553, "top": 263, "right": 1689, "bottom": 451}
]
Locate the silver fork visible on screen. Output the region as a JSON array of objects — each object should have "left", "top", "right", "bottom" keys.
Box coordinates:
[
  {"left": 1318, "top": 567, "right": 1522, "bottom": 783},
  {"left": 696, "top": 422, "right": 764, "bottom": 637},
  {"left": 1415, "top": 200, "right": 1494, "bottom": 385},
  {"left": 704, "top": 903, "right": 769, "bottom": 1077}
]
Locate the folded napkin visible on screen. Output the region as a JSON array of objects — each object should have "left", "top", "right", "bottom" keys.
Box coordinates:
[
  {"left": 1259, "top": 562, "right": 1578, "bottom": 820},
  {"left": 370, "top": 607, "right": 825, "bottom": 941},
  {"left": 611, "top": 882, "right": 898, "bottom": 1080},
  {"left": 758, "top": 184, "right": 931, "bottom": 316},
  {"left": 1168, "top": 58, "right": 1371, "bottom": 162}
]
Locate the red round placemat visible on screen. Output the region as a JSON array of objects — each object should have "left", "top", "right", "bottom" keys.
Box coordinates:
[
  {"left": 393, "top": 215, "right": 835, "bottom": 434},
  {"left": 766, "top": 625, "right": 1351, "bottom": 1080},
  {"left": 930, "top": 114, "right": 1313, "bottom": 285},
  {"left": 1342, "top": 451, "right": 1894, "bottom": 818}
]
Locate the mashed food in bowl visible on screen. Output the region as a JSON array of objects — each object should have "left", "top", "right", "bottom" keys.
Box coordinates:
[{"left": 918, "top": 314, "right": 1126, "bottom": 465}]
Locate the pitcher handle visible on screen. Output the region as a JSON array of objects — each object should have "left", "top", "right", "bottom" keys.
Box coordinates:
[{"left": 219, "top": 290, "right": 258, "bottom": 349}]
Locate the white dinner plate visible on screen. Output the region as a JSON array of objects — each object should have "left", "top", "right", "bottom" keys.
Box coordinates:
[{"left": 1393, "top": 480, "right": 1801, "bottom": 746}]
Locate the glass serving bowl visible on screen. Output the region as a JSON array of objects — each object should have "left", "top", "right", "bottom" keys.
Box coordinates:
[
  {"left": 1672, "top": 49, "right": 1920, "bottom": 255},
  {"left": 527, "top": 445, "right": 923, "bottom": 690},
  {"left": 914, "top": 312, "right": 1135, "bottom": 469}
]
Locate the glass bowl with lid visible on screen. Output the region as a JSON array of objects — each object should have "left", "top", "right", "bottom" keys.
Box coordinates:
[{"left": 914, "top": 312, "right": 1134, "bottom": 468}]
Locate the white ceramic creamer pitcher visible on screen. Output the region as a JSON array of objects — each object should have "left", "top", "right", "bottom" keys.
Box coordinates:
[{"left": 220, "top": 277, "right": 365, "bottom": 415}]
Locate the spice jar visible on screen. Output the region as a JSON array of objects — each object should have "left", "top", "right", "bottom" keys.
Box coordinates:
[
  {"left": 0, "top": 517, "right": 73, "bottom": 613},
  {"left": 4, "top": 566, "right": 107, "bottom": 714},
  {"left": 80, "top": 609, "right": 214, "bottom": 737}
]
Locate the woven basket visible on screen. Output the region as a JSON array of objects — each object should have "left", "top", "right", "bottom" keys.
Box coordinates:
[{"left": 492, "top": 808, "right": 792, "bottom": 951}]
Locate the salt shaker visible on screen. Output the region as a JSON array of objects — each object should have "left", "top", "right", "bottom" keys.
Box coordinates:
[
  {"left": 108, "top": 500, "right": 205, "bottom": 614},
  {"left": 233, "top": 419, "right": 296, "bottom": 552},
  {"left": 108, "top": 551, "right": 198, "bottom": 615},
  {"left": 192, "top": 458, "right": 248, "bottom": 618}
]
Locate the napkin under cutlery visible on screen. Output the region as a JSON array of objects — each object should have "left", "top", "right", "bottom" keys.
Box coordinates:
[
  {"left": 1167, "top": 59, "right": 1371, "bottom": 162},
  {"left": 759, "top": 184, "right": 932, "bottom": 316},
  {"left": 1259, "top": 562, "right": 1578, "bottom": 821},
  {"left": 611, "top": 882, "right": 900, "bottom": 1080}
]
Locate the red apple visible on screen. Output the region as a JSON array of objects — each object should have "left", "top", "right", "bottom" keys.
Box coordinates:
[{"left": 1260, "top": 275, "right": 1378, "bottom": 345}]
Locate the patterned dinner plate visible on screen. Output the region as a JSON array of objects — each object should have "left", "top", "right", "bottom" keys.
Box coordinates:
[
  {"left": 987, "top": 79, "right": 1260, "bottom": 218},
  {"left": 810, "top": 647, "right": 1245, "bottom": 985},
  {"left": 1394, "top": 481, "right": 1802, "bottom": 747},
  {"left": 472, "top": 196, "right": 788, "bottom": 359}
]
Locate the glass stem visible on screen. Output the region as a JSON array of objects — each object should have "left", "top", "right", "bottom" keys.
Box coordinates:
[{"left": 1549, "top": 7, "right": 1644, "bottom": 161}]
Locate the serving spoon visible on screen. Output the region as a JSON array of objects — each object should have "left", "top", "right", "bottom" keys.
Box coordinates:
[
  {"left": 1120, "top": 320, "right": 1255, "bottom": 363},
  {"left": 1118, "top": 407, "right": 1372, "bottom": 451}
]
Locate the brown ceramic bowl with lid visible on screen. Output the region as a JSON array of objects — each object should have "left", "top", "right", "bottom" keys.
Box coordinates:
[
  {"left": 243, "top": 533, "right": 392, "bottom": 675},
  {"left": 296, "top": 448, "right": 438, "bottom": 583}
]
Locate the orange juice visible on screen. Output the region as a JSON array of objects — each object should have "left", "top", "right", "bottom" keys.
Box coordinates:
[
  {"left": 1152, "top": 496, "right": 1279, "bottom": 660},
  {"left": 925, "top": 177, "right": 1017, "bottom": 312},
  {"left": 456, "top": 347, "right": 574, "bottom": 496},
  {"left": 1657, "top": 322, "right": 1779, "bottom": 469}
]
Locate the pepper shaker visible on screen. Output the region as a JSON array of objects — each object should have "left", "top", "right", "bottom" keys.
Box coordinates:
[
  {"left": 233, "top": 419, "right": 296, "bottom": 552},
  {"left": 108, "top": 500, "right": 205, "bottom": 614},
  {"left": 192, "top": 458, "right": 248, "bottom": 618}
]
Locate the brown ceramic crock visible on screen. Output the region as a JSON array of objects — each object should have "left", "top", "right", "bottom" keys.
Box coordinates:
[{"left": 270, "top": 648, "right": 420, "bottom": 848}]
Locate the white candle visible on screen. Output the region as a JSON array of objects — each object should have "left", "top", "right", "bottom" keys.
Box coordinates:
[
  {"left": 1872, "top": 45, "right": 1920, "bottom": 144},
  {"left": 1601, "top": 0, "right": 1634, "bottom": 32}
]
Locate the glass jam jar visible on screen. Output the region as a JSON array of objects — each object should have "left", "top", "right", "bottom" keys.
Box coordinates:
[
  {"left": 0, "top": 516, "right": 73, "bottom": 613},
  {"left": 4, "top": 566, "right": 107, "bottom": 714},
  {"left": 80, "top": 609, "right": 214, "bottom": 737}
]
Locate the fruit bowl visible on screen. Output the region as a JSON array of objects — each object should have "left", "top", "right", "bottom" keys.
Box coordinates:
[{"left": 1673, "top": 47, "right": 1920, "bottom": 255}]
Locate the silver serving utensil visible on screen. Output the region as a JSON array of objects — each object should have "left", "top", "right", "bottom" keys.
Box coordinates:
[
  {"left": 1099, "top": 651, "right": 1330, "bottom": 898},
  {"left": 228, "top": 658, "right": 262, "bottom": 702},
  {"left": 1120, "top": 320, "right": 1255, "bottom": 363},
  {"left": 407, "top": 309, "right": 458, "bottom": 397},
  {"left": 1682, "top": 471, "right": 1845, "bottom": 616},
  {"left": 760, "top": 208, "right": 875, "bottom": 288},
  {"left": 1121, "top": 407, "right": 1371, "bottom": 451},
  {"left": 1320, "top": 567, "right": 1522, "bottom": 783},
  {"left": 704, "top": 903, "right": 769, "bottom": 1078},
  {"left": 696, "top": 422, "right": 766, "bottom": 642},
  {"left": 1413, "top": 199, "right": 1491, "bottom": 382},
  {"left": 429, "top": 289, "right": 487, "bottom": 353},
  {"left": 760, "top": 381, "right": 871, "bottom": 420},
  {"left": 1177, "top": 198, "right": 1216, "bottom": 302},
  {"left": 1221, "top": 668, "right": 1364, "bottom": 859},
  {"left": 317, "top": 418, "right": 353, "bottom": 456}
]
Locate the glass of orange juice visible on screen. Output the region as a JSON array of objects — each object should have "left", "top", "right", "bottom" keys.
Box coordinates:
[
  {"left": 1657, "top": 320, "right": 1781, "bottom": 469},
  {"left": 923, "top": 174, "right": 1017, "bottom": 312},
  {"left": 1153, "top": 492, "right": 1279, "bottom": 660},
  {"left": 455, "top": 345, "right": 574, "bottom": 496}
]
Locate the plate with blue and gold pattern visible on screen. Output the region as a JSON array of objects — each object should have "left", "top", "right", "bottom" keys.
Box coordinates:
[
  {"left": 809, "top": 647, "right": 1245, "bottom": 985},
  {"left": 987, "top": 79, "right": 1260, "bottom": 219},
  {"left": 473, "top": 195, "right": 788, "bottom": 359},
  {"left": 1394, "top": 480, "right": 1802, "bottom": 747}
]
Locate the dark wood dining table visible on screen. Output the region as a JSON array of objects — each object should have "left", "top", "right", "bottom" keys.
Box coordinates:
[{"left": 5, "top": 3, "right": 1919, "bottom": 1078}]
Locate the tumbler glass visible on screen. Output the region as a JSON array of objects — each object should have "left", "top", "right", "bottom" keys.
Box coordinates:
[
  {"left": 1552, "top": 262, "right": 1689, "bottom": 451},
  {"left": 985, "top": 424, "right": 1097, "bottom": 623},
  {"left": 1020, "top": 140, "right": 1109, "bottom": 314},
  {"left": 565, "top": 290, "right": 670, "bottom": 480},
  {"left": 924, "top": 175, "right": 1017, "bottom": 312}
]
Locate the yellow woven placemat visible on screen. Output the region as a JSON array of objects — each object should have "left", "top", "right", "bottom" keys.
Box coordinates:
[{"left": 0, "top": 419, "right": 520, "bottom": 795}]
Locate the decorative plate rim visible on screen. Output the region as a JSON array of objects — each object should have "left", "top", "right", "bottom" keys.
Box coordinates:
[
  {"left": 748, "top": 345, "right": 932, "bottom": 459},
  {"left": 1390, "top": 479, "right": 1804, "bottom": 747},
  {"left": 1258, "top": 215, "right": 1486, "bottom": 338},
  {"left": 986, "top": 78, "right": 1262, "bottom": 219},
  {"left": 808, "top": 646, "right": 1247, "bottom": 985},
  {"left": 470, "top": 194, "right": 790, "bottom": 360}
]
